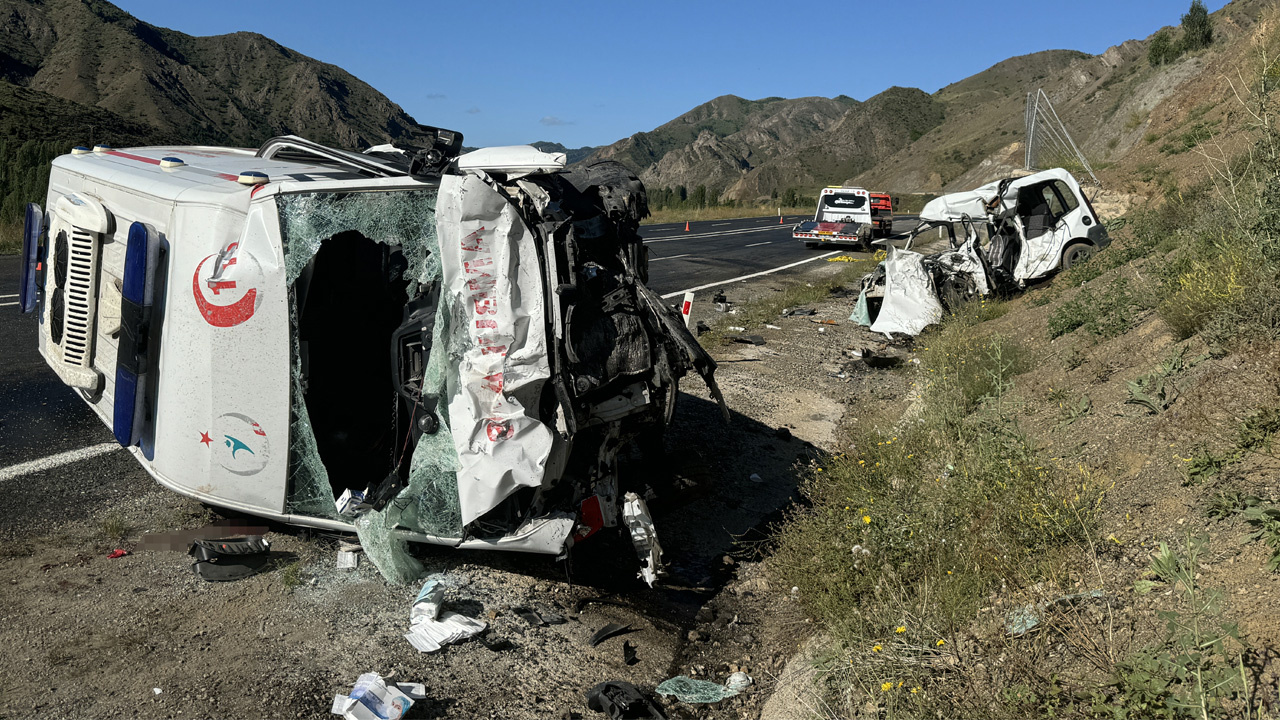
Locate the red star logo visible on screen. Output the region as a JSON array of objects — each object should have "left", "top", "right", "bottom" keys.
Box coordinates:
[{"left": 199, "top": 431, "right": 213, "bottom": 447}]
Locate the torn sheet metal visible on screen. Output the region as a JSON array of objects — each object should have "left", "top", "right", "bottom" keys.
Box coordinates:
[
  {"left": 933, "top": 235, "right": 990, "bottom": 297},
  {"left": 869, "top": 245, "right": 943, "bottom": 337},
  {"left": 623, "top": 492, "right": 664, "bottom": 587},
  {"left": 436, "top": 173, "right": 556, "bottom": 525},
  {"left": 919, "top": 190, "right": 991, "bottom": 223}
]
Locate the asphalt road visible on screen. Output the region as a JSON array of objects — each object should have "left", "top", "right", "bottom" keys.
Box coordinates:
[
  {"left": 0, "top": 255, "right": 116, "bottom": 468},
  {"left": 642, "top": 213, "right": 919, "bottom": 297},
  {"left": 0, "top": 212, "right": 919, "bottom": 468}
]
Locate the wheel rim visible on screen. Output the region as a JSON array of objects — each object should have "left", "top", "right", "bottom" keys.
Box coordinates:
[{"left": 1066, "top": 245, "right": 1091, "bottom": 266}]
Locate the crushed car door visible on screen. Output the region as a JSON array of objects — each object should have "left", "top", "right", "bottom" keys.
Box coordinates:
[
  {"left": 1013, "top": 181, "right": 1074, "bottom": 282},
  {"left": 436, "top": 172, "right": 556, "bottom": 526},
  {"left": 869, "top": 244, "right": 943, "bottom": 337}
]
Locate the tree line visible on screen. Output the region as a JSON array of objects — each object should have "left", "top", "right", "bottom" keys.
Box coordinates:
[
  {"left": 0, "top": 139, "right": 68, "bottom": 228},
  {"left": 647, "top": 183, "right": 817, "bottom": 212}
]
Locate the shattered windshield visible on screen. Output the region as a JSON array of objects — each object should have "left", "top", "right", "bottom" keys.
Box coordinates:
[
  {"left": 277, "top": 189, "right": 440, "bottom": 289},
  {"left": 822, "top": 193, "right": 867, "bottom": 211}
]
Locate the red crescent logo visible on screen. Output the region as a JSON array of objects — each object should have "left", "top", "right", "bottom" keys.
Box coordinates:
[{"left": 192, "top": 255, "right": 257, "bottom": 327}]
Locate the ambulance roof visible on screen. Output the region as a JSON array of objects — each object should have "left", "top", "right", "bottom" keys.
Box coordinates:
[{"left": 50, "top": 145, "right": 378, "bottom": 205}]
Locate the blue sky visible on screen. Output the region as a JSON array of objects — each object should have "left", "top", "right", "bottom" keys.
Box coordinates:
[{"left": 114, "top": 0, "right": 1229, "bottom": 148}]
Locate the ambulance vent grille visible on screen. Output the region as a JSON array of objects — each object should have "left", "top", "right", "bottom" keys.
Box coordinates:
[{"left": 61, "top": 227, "right": 97, "bottom": 368}]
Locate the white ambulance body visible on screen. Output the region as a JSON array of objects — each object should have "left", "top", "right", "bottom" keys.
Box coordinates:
[{"left": 18, "top": 136, "right": 722, "bottom": 581}]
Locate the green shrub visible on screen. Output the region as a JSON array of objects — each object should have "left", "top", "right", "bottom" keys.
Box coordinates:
[
  {"left": 1180, "top": 0, "right": 1213, "bottom": 52},
  {"left": 1047, "top": 277, "right": 1148, "bottom": 339},
  {"left": 1148, "top": 29, "right": 1181, "bottom": 67},
  {"left": 1157, "top": 245, "right": 1250, "bottom": 339}
]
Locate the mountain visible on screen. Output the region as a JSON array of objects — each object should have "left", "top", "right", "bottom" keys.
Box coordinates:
[
  {"left": 723, "top": 87, "right": 945, "bottom": 201},
  {"left": 0, "top": 0, "right": 432, "bottom": 149},
  {"left": 589, "top": 0, "right": 1276, "bottom": 203},
  {"left": 530, "top": 141, "right": 598, "bottom": 165},
  {"left": 586, "top": 94, "right": 862, "bottom": 198}
]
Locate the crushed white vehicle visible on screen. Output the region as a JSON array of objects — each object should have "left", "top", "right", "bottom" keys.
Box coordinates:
[
  {"left": 16, "top": 131, "right": 725, "bottom": 584},
  {"left": 853, "top": 168, "right": 1109, "bottom": 337}
]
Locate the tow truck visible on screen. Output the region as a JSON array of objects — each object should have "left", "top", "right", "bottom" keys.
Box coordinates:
[
  {"left": 792, "top": 186, "right": 873, "bottom": 249},
  {"left": 869, "top": 192, "right": 896, "bottom": 237}
]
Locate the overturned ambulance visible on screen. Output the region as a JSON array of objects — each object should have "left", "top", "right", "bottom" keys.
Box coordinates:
[
  {"left": 855, "top": 168, "right": 1108, "bottom": 336},
  {"left": 16, "top": 133, "right": 725, "bottom": 583}
]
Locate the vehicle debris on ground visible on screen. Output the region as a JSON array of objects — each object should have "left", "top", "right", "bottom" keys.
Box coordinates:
[
  {"left": 855, "top": 168, "right": 1109, "bottom": 337},
  {"left": 585, "top": 680, "right": 668, "bottom": 719},
  {"left": 403, "top": 575, "right": 487, "bottom": 652},
  {"left": 589, "top": 622, "right": 635, "bottom": 648},
  {"left": 331, "top": 672, "right": 426, "bottom": 720},
  {"left": 655, "top": 672, "right": 752, "bottom": 703},
  {"left": 187, "top": 535, "right": 271, "bottom": 582}
]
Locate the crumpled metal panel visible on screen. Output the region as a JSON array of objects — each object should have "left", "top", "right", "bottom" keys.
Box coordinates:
[
  {"left": 869, "top": 245, "right": 944, "bottom": 337},
  {"left": 436, "top": 173, "right": 555, "bottom": 525},
  {"left": 934, "top": 237, "right": 990, "bottom": 297}
]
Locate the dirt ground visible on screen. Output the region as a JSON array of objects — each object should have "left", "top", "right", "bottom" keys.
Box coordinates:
[{"left": 0, "top": 259, "right": 889, "bottom": 720}]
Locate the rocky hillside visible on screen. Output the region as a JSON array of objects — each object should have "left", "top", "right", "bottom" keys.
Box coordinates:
[
  {"left": 855, "top": 0, "right": 1274, "bottom": 196},
  {"left": 0, "top": 0, "right": 432, "bottom": 149},
  {"left": 530, "top": 141, "right": 598, "bottom": 165},
  {"left": 586, "top": 94, "right": 865, "bottom": 200},
  {"left": 591, "top": 0, "right": 1276, "bottom": 203}
]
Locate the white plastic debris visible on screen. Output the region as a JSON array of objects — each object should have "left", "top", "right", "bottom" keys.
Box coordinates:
[
  {"left": 152, "top": 688, "right": 162, "bottom": 695},
  {"left": 410, "top": 576, "right": 445, "bottom": 623},
  {"left": 725, "top": 672, "right": 753, "bottom": 693},
  {"left": 331, "top": 673, "right": 425, "bottom": 720},
  {"left": 623, "top": 492, "right": 664, "bottom": 587},
  {"left": 728, "top": 326, "right": 746, "bottom": 332},
  {"left": 335, "top": 488, "right": 367, "bottom": 517},
  {"left": 403, "top": 575, "right": 486, "bottom": 653},
  {"left": 749, "top": 473, "right": 763, "bottom": 483}
]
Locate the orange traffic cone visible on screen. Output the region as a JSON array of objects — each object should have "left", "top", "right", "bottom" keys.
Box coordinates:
[
  {"left": 684, "top": 221, "right": 690, "bottom": 232},
  {"left": 779, "top": 215, "right": 784, "bottom": 225}
]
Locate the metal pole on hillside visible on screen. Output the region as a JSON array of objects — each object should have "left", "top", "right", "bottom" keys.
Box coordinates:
[{"left": 1025, "top": 89, "right": 1100, "bottom": 186}]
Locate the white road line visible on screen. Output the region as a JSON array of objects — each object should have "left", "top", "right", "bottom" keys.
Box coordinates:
[
  {"left": 0, "top": 442, "right": 122, "bottom": 483},
  {"left": 650, "top": 253, "right": 691, "bottom": 262},
  {"left": 744, "top": 241, "right": 772, "bottom": 248},
  {"left": 0, "top": 293, "right": 17, "bottom": 299},
  {"left": 712, "top": 222, "right": 730, "bottom": 226},
  {"left": 646, "top": 226, "right": 776, "bottom": 243},
  {"left": 660, "top": 251, "right": 842, "bottom": 299},
  {"left": 0, "top": 301, "right": 18, "bottom": 308}
]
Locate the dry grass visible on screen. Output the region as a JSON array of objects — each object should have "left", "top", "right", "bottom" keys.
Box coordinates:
[
  {"left": 642, "top": 205, "right": 812, "bottom": 226},
  {"left": 698, "top": 266, "right": 864, "bottom": 345}
]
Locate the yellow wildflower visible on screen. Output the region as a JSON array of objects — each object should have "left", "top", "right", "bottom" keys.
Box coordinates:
[
  {"left": 936, "top": 639, "right": 946, "bottom": 647},
  {"left": 895, "top": 626, "right": 906, "bottom": 634},
  {"left": 881, "top": 682, "right": 892, "bottom": 692},
  {"left": 862, "top": 515, "right": 871, "bottom": 524},
  {"left": 872, "top": 644, "right": 882, "bottom": 652}
]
